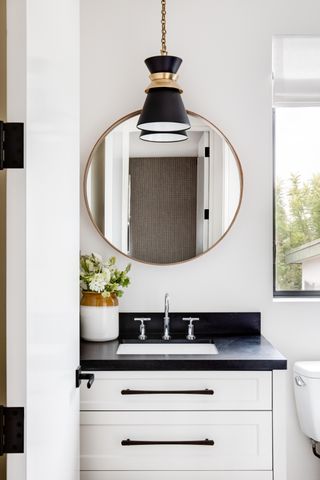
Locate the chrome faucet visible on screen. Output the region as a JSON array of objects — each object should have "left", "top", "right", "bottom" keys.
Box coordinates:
[{"left": 162, "top": 293, "right": 171, "bottom": 340}]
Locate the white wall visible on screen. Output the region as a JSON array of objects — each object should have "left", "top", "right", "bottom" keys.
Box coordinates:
[{"left": 80, "top": 1, "right": 320, "bottom": 478}]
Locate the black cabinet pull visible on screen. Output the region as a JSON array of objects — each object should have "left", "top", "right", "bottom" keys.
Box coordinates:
[
  {"left": 121, "top": 388, "right": 214, "bottom": 395},
  {"left": 121, "top": 439, "right": 214, "bottom": 446}
]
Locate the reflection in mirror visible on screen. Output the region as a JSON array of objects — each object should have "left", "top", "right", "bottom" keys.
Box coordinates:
[{"left": 85, "top": 112, "right": 243, "bottom": 265}]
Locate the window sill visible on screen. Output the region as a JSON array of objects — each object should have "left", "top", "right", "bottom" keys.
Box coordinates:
[{"left": 273, "top": 297, "right": 320, "bottom": 302}]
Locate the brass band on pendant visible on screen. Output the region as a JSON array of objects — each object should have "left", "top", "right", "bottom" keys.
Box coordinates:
[{"left": 145, "top": 72, "right": 183, "bottom": 93}]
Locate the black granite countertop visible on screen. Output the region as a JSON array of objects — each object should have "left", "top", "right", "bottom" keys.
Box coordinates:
[{"left": 80, "top": 312, "right": 287, "bottom": 371}]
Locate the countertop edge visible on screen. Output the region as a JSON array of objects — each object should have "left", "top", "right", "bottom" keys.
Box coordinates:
[{"left": 81, "top": 359, "right": 287, "bottom": 372}]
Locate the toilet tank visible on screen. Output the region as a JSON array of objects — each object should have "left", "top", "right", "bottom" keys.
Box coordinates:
[{"left": 294, "top": 361, "right": 320, "bottom": 442}]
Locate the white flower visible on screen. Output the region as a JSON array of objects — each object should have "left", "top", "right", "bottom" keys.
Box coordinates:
[
  {"left": 101, "top": 266, "right": 111, "bottom": 283},
  {"left": 89, "top": 273, "right": 107, "bottom": 293}
]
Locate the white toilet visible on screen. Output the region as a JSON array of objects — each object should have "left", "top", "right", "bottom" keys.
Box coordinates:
[{"left": 294, "top": 361, "right": 320, "bottom": 442}]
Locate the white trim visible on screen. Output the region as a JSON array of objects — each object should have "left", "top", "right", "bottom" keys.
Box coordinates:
[
  {"left": 273, "top": 370, "right": 287, "bottom": 480},
  {"left": 6, "top": 0, "right": 27, "bottom": 477},
  {"left": 121, "top": 132, "right": 129, "bottom": 253},
  {"left": 273, "top": 297, "right": 320, "bottom": 302},
  {"left": 104, "top": 135, "right": 113, "bottom": 239}
]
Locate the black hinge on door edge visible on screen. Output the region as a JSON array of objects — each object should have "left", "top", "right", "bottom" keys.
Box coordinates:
[
  {"left": 204, "top": 146, "right": 210, "bottom": 157},
  {"left": 0, "top": 121, "right": 24, "bottom": 170},
  {"left": 204, "top": 209, "right": 210, "bottom": 220},
  {"left": 0, "top": 406, "right": 24, "bottom": 455}
]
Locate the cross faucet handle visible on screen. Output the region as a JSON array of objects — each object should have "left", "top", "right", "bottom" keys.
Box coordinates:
[
  {"left": 182, "top": 317, "right": 200, "bottom": 324},
  {"left": 134, "top": 318, "right": 151, "bottom": 341},
  {"left": 182, "top": 317, "right": 200, "bottom": 341}
]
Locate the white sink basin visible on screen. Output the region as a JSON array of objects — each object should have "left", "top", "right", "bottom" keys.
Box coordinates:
[{"left": 116, "top": 343, "right": 218, "bottom": 356}]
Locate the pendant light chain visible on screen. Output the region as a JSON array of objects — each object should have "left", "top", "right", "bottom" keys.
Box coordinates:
[{"left": 160, "top": 0, "right": 168, "bottom": 55}]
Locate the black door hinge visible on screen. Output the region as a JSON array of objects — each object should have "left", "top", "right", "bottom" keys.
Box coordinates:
[
  {"left": 0, "top": 121, "right": 24, "bottom": 170},
  {"left": 0, "top": 406, "right": 24, "bottom": 456},
  {"left": 204, "top": 209, "right": 210, "bottom": 220},
  {"left": 204, "top": 146, "right": 210, "bottom": 157}
]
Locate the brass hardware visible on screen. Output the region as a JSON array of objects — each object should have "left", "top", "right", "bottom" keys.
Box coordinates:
[
  {"left": 145, "top": 72, "right": 183, "bottom": 93},
  {"left": 161, "top": 0, "right": 168, "bottom": 55},
  {"left": 151, "top": 72, "right": 178, "bottom": 81}
]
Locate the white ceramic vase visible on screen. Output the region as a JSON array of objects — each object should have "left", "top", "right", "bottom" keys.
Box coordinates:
[{"left": 80, "top": 291, "right": 119, "bottom": 342}]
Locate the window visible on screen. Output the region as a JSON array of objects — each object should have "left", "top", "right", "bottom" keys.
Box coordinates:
[{"left": 273, "top": 36, "right": 320, "bottom": 296}]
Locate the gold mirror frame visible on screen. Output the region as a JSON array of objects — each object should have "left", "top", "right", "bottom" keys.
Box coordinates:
[{"left": 83, "top": 110, "right": 244, "bottom": 266}]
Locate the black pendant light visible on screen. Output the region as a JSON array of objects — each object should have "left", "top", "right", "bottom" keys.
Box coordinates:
[{"left": 137, "top": 0, "right": 190, "bottom": 141}]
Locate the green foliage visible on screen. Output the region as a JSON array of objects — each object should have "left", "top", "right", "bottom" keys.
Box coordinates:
[
  {"left": 80, "top": 253, "right": 131, "bottom": 298},
  {"left": 275, "top": 174, "right": 320, "bottom": 291},
  {"left": 105, "top": 263, "right": 131, "bottom": 298}
]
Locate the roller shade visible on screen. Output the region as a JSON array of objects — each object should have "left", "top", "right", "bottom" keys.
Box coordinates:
[{"left": 272, "top": 36, "right": 320, "bottom": 106}]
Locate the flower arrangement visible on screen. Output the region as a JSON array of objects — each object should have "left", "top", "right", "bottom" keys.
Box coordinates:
[{"left": 80, "top": 253, "right": 131, "bottom": 298}]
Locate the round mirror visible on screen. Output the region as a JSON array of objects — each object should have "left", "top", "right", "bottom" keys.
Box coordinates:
[{"left": 84, "top": 111, "right": 243, "bottom": 265}]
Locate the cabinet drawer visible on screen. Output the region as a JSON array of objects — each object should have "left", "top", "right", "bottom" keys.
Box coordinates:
[
  {"left": 81, "top": 472, "right": 273, "bottom": 480},
  {"left": 80, "top": 411, "right": 272, "bottom": 471},
  {"left": 80, "top": 371, "right": 271, "bottom": 411}
]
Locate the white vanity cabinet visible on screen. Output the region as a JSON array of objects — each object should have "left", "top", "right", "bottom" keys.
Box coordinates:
[{"left": 80, "top": 371, "right": 286, "bottom": 480}]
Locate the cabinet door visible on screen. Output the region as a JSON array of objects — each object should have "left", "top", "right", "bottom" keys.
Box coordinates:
[
  {"left": 81, "top": 472, "right": 273, "bottom": 480},
  {"left": 80, "top": 411, "right": 272, "bottom": 471},
  {"left": 80, "top": 371, "right": 271, "bottom": 411}
]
